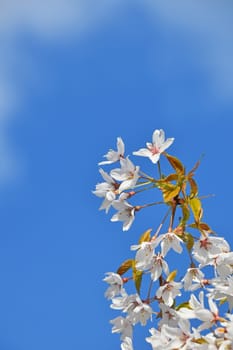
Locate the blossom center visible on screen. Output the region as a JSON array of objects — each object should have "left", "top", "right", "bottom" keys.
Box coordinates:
[
  {"left": 199, "top": 238, "right": 211, "bottom": 250},
  {"left": 148, "top": 145, "right": 160, "bottom": 155}
]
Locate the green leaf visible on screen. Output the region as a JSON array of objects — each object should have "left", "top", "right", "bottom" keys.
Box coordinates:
[
  {"left": 165, "top": 154, "right": 185, "bottom": 174},
  {"left": 139, "top": 229, "right": 152, "bottom": 244},
  {"left": 189, "top": 197, "right": 203, "bottom": 222},
  {"left": 163, "top": 184, "right": 180, "bottom": 203},
  {"left": 188, "top": 178, "right": 198, "bottom": 197},
  {"left": 117, "top": 259, "right": 133, "bottom": 276},
  {"left": 164, "top": 173, "right": 179, "bottom": 182},
  {"left": 132, "top": 260, "right": 143, "bottom": 294},
  {"left": 181, "top": 203, "right": 190, "bottom": 224},
  {"left": 167, "top": 270, "right": 177, "bottom": 282},
  {"left": 176, "top": 302, "right": 191, "bottom": 310},
  {"left": 219, "top": 297, "right": 227, "bottom": 306},
  {"left": 184, "top": 233, "right": 194, "bottom": 251},
  {"left": 193, "top": 339, "right": 208, "bottom": 345},
  {"left": 188, "top": 223, "right": 198, "bottom": 229}
]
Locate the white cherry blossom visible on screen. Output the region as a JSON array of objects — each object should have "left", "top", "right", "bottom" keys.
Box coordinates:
[
  {"left": 155, "top": 322, "right": 193, "bottom": 350},
  {"left": 110, "top": 316, "right": 133, "bottom": 340},
  {"left": 111, "top": 293, "right": 152, "bottom": 326},
  {"left": 111, "top": 157, "right": 140, "bottom": 193},
  {"left": 103, "top": 272, "right": 123, "bottom": 299},
  {"left": 178, "top": 291, "right": 205, "bottom": 320},
  {"left": 194, "top": 297, "right": 220, "bottom": 331},
  {"left": 182, "top": 267, "right": 205, "bottom": 291},
  {"left": 111, "top": 290, "right": 132, "bottom": 311},
  {"left": 133, "top": 129, "right": 174, "bottom": 164},
  {"left": 96, "top": 131, "right": 233, "bottom": 350},
  {"left": 154, "top": 232, "right": 183, "bottom": 257},
  {"left": 146, "top": 323, "right": 197, "bottom": 350},
  {"left": 131, "top": 242, "right": 169, "bottom": 280},
  {"left": 219, "top": 313, "right": 233, "bottom": 344},
  {"left": 99, "top": 137, "right": 125, "bottom": 165},
  {"left": 193, "top": 236, "right": 230, "bottom": 265},
  {"left": 146, "top": 326, "right": 171, "bottom": 349},
  {"left": 156, "top": 280, "right": 182, "bottom": 307},
  {"left": 158, "top": 304, "right": 180, "bottom": 328},
  {"left": 131, "top": 241, "right": 155, "bottom": 270},
  {"left": 150, "top": 254, "right": 169, "bottom": 281},
  {"left": 111, "top": 200, "right": 135, "bottom": 231},
  {"left": 127, "top": 297, "right": 153, "bottom": 326},
  {"left": 121, "top": 337, "right": 134, "bottom": 350},
  {"left": 209, "top": 252, "right": 233, "bottom": 278},
  {"left": 210, "top": 276, "right": 233, "bottom": 311},
  {"left": 93, "top": 168, "right": 119, "bottom": 212}
]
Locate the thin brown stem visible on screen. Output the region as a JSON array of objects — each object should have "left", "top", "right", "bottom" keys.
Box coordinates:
[
  {"left": 141, "top": 201, "right": 164, "bottom": 209},
  {"left": 151, "top": 207, "right": 171, "bottom": 240},
  {"left": 157, "top": 160, "right": 162, "bottom": 179},
  {"left": 168, "top": 204, "right": 177, "bottom": 232}
]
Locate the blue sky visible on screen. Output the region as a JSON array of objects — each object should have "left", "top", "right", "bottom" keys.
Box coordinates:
[{"left": 0, "top": 1, "right": 233, "bottom": 349}]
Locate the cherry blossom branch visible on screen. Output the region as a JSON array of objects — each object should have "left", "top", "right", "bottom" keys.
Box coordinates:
[{"left": 94, "top": 129, "right": 233, "bottom": 350}]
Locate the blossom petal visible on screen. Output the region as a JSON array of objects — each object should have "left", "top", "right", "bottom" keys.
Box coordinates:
[
  {"left": 159, "top": 138, "right": 175, "bottom": 153},
  {"left": 117, "top": 137, "right": 125, "bottom": 156},
  {"left": 152, "top": 129, "right": 164, "bottom": 147},
  {"left": 133, "top": 148, "right": 151, "bottom": 157},
  {"left": 150, "top": 153, "right": 160, "bottom": 164}
]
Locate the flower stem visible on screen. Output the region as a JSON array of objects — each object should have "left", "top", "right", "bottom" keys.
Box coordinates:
[
  {"left": 157, "top": 160, "right": 162, "bottom": 179},
  {"left": 168, "top": 203, "right": 177, "bottom": 232},
  {"left": 152, "top": 207, "right": 171, "bottom": 240},
  {"left": 139, "top": 170, "right": 156, "bottom": 182},
  {"left": 141, "top": 201, "right": 164, "bottom": 209}
]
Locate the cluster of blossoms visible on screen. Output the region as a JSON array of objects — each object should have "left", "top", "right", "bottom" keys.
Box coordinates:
[{"left": 93, "top": 130, "right": 233, "bottom": 350}]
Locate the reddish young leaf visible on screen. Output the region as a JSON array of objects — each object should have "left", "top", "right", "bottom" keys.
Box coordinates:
[
  {"left": 117, "top": 259, "right": 133, "bottom": 276},
  {"left": 165, "top": 154, "right": 185, "bottom": 174}
]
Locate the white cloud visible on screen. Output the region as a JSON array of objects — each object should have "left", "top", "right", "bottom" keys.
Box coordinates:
[
  {"left": 1, "top": 0, "right": 233, "bottom": 184},
  {"left": 144, "top": 0, "right": 233, "bottom": 100},
  {"left": 0, "top": 0, "right": 123, "bottom": 184}
]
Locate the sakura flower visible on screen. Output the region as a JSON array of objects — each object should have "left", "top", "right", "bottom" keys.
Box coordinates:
[
  {"left": 194, "top": 297, "right": 221, "bottom": 331},
  {"left": 193, "top": 236, "right": 230, "bottom": 265},
  {"left": 210, "top": 252, "right": 233, "bottom": 278},
  {"left": 111, "top": 200, "right": 136, "bottom": 231},
  {"left": 214, "top": 325, "right": 233, "bottom": 350},
  {"left": 158, "top": 304, "right": 180, "bottom": 328},
  {"left": 133, "top": 129, "right": 174, "bottom": 164},
  {"left": 146, "top": 326, "right": 170, "bottom": 349},
  {"left": 150, "top": 254, "right": 169, "bottom": 281},
  {"left": 156, "top": 280, "right": 182, "bottom": 307},
  {"left": 178, "top": 291, "right": 205, "bottom": 320},
  {"left": 121, "top": 337, "right": 134, "bottom": 350},
  {"left": 99, "top": 137, "right": 125, "bottom": 165},
  {"left": 131, "top": 242, "right": 169, "bottom": 280},
  {"left": 93, "top": 168, "right": 119, "bottom": 212},
  {"left": 220, "top": 313, "right": 233, "bottom": 343},
  {"left": 111, "top": 290, "right": 132, "bottom": 311},
  {"left": 151, "top": 322, "right": 194, "bottom": 350},
  {"left": 111, "top": 157, "right": 140, "bottom": 193},
  {"left": 178, "top": 291, "right": 223, "bottom": 332},
  {"left": 103, "top": 272, "right": 123, "bottom": 299},
  {"left": 153, "top": 232, "right": 183, "bottom": 257},
  {"left": 110, "top": 316, "right": 133, "bottom": 340},
  {"left": 210, "top": 276, "right": 233, "bottom": 311},
  {"left": 111, "top": 292, "right": 152, "bottom": 326},
  {"left": 131, "top": 241, "right": 155, "bottom": 270},
  {"left": 145, "top": 324, "right": 194, "bottom": 349},
  {"left": 127, "top": 296, "right": 153, "bottom": 326},
  {"left": 182, "top": 267, "right": 205, "bottom": 291}
]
